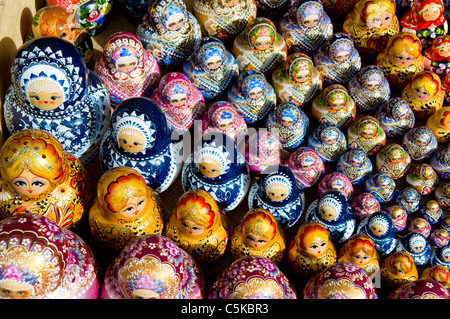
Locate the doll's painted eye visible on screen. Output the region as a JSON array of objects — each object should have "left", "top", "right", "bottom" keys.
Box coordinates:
[
  {"left": 133, "top": 142, "right": 143, "bottom": 146},
  {"left": 30, "top": 95, "right": 40, "bottom": 101},
  {"left": 137, "top": 199, "right": 145, "bottom": 206},
  {"left": 385, "top": 16, "right": 391, "bottom": 21},
  {"left": 321, "top": 241, "right": 327, "bottom": 247},
  {"left": 310, "top": 244, "right": 319, "bottom": 250},
  {"left": 31, "top": 181, "right": 45, "bottom": 187},
  {"left": 120, "top": 139, "right": 128, "bottom": 144},
  {"left": 13, "top": 181, "right": 27, "bottom": 187},
  {"left": 50, "top": 95, "right": 61, "bottom": 100}
]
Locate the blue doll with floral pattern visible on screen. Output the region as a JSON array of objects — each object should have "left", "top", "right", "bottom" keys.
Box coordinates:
[{"left": 357, "top": 211, "right": 398, "bottom": 255}]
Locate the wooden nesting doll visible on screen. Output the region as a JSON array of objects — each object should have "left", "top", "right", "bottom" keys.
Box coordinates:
[
  {"left": 402, "top": 126, "right": 438, "bottom": 161},
  {"left": 375, "top": 97, "right": 415, "bottom": 139},
  {"left": 245, "top": 130, "right": 282, "bottom": 177},
  {"left": 426, "top": 106, "right": 450, "bottom": 143},
  {"left": 396, "top": 232, "right": 432, "bottom": 266},
  {"left": 406, "top": 163, "right": 439, "bottom": 195},
  {"left": 423, "top": 34, "right": 450, "bottom": 75},
  {"left": 381, "top": 251, "right": 419, "bottom": 288},
  {"left": 338, "top": 234, "right": 380, "bottom": 277},
  {"left": 356, "top": 211, "right": 398, "bottom": 255},
  {"left": 395, "top": 187, "right": 422, "bottom": 214},
  {"left": 284, "top": 146, "right": 325, "bottom": 190},
  {"left": 421, "top": 265, "right": 450, "bottom": 290},
  {"left": 346, "top": 115, "right": 386, "bottom": 157},
  {"left": 375, "top": 143, "right": 411, "bottom": 180},
  {"left": 307, "top": 123, "right": 347, "bottom": 163},
  {"left": 365, "top": 172, "right": 397, "bottom": 204}
]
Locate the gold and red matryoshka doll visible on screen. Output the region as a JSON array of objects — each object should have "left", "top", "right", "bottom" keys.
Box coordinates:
[
  {"left": 426, "top": 106, "right": 450, "bottom": 144},
  {"left": 338, "top": 234, "right": 380, "bottom": 278},
  {"left": 88, "top": 166, "right": 164, "bottom": 253},
  {"left": 0, "top": 129, "right": 90, "bottom": 229},
  {"left": 381, "top": 251, "right": 419, "bottom": 289},
  {"left": 423, "top": 34, "right": 450, "bottom": 75}
]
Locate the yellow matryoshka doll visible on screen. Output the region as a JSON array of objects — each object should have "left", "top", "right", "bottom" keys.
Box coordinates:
[
  {"left": 338, "top": 234, "right": 380, "bottom": 277},
  {"left": 0, "top": 129, "right": 90, "bottom": 229},
  {"left": 381, "top": 251, "right": 419, "bottom": 289},
  {"left": 88, "top": 166, "right": 164, "bottom": 253},
  {"left": 165, "top": 189, "right": 230, "bottom": 263},
  {"left": 421, "top": 265, "right": 450, "bottom": 290},
  {"left": 230, "top": 208, "right": 286, "bottom": 264}
]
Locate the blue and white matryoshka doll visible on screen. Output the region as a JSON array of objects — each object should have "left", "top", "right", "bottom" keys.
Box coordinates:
[
  {"left": 395, "top": 187, "right": 422, "bottom": 214},
  {"left": 305, "top": 190, "right": 356, "bottom": 244},
  {"left": 307, "top": 122, "right": 347, "bottom": 163},
  {"left": 357, "top": 211, "right": 398, "bottom": 255},
  {"left": 181, "top": 132, "right": 250, "bottom": 212},
  {"left": 365, "top": 172, "right": 397, "bottom": 203},
  {"left": 396, "top": 232, "right": 432, "bottom": 266},
  {"left": 3, "top": 37, "right": 111, "bottom": 164},
  {"left": 266, "top": 101, "right": 309, "bottom": 150},
  {"left": 402, "top": 126, "right": 438, "bottom": 161},
  {"left": 227, "top": 70, "right": 276, "bottom": 124},
  {"left": 248, "top": 164, "right": 305, "bottom": 228},
  {"left": 375, "top": 97, "right": 416, "bottom": 139},
  {"left": 431, "top": 244, "right": 450, "bottom": 269},
  {"left": 336, "top": 148, "right": 373, "bottom": 185},
  {"left": 99, "top": 97, "right": 182, "bottom": 193},
  {"left": 183, "top": 37, "right": 239, "bottom": 100},
  {"left": 136, "top": 0, "right": 202, "bottom": 67}
]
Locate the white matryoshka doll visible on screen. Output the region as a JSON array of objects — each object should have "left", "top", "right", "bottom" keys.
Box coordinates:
[
  {"left": 396, "top": 232, "right": 432, "bottom": 266},
  {"left": 3, "top": 37, "right": 111, "bottom": 164},
  {"left": 99, "top": 97, "right": 183, "bottom": 194}
]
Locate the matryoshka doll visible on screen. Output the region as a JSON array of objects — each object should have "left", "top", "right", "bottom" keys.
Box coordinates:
[
  {"left": 336, "top": 148, "right": 373, "bottom": 185},
  {"left": 183, "top": 37, "right": 239, "bottom": 100},
  {"left": 313, "top": 32, "right": 362, "bottom": 84},
  {"left": 278, "top": 0, "right": 333, "bottom": 55},
  {"left": 136, "top": 0, "right": 202, "bottom": 67},
  {"left": 350, "top": 193, "right": 381, "bottom": 222},
  {"left": 266, "top": 101, "right": 310, "bottom": 150},
  {"left": 165, "top": 189, "right": 230, "bottom": 263},
  {"left": 3, "top": 37, "right": 111, "bottom": 164},
  {"left": 381, "top": 251, "right": 419, "bottom": 288},
  {"left": 375, "top": 32, "right": 424, "bottom": 89},
  {"left": 342, "top": 0, "right": 400, "bottom": 57},
  {"left": 306, "top": 122, "right": 347, "bottom": 163},
  {"left": 286, "top": 221, "right": 337, "bottom": 278},
  {"left": 408, "top": 217, "right": 432, "bottom": 238},
  {"left": 88, "top": 166, "right": 164, "bottom": 254},
  {"left": 347, "top": 65, "right": 391, "bottom": 112},
  {"left": 0, "top": 129, "right": 89, "bottom": 229},
  {"left": 284, "top": 146, "right": 325, "bottom": 190},
  {"left": 375, "top": 143, "right": 411, "bottom": 180},
  {"left": 93, "top": 31, "right": 160, "bottom": 106},
  {"left": 208, "top": 256, "right": 297, "bottom": 299},
  {"left": 230, "top": 208, "right": 286, "bottom": 264},
  {"left": 402, "top": 126, "right": 438, "bottom": 161},
  {"left": 227, "top": 70, "right": 276, "bottom": 124},
  {"left": 388, "top": 279, "right": 450, "bottom": 299},
  {"left": 421, "top": 265, "right": 450, "bottom": 290},
  {"left": 150, "top": 72, "right": 206, "bottom": 135},
  {"left": 317, "top": 172, "right": 354, "bottom": 200},
  {"left": 426, "top": 106, "right": 450, "bottom": 143},
  {"left": 305, "top": 190, "right": 356, "bottom": 244},
  {"left": 435, "top": 182, "right": 450, "bottom": 210},
  {"left": 346, "top": 116, "right": 386, "bottom": 157},
  {"left": 0, "top": 214, "right": 98, "bottom": 299},
  {"left": 232, "top": 17, "right": 288, "bottom": 76},
  {"left": 406, "top": 163, "right": 439, "bottom": 195},
  {"left": 101, "top": 235, "right": 205, "bottom": 299},
  {"left": 400, "top": 0, "right": 448, "bottom": 48},
  {"left": 338, "top": 234, "right": 380, "bottom": 277},
  {"left": 423, "top": 34, "right": 450, "bottom": 75},
  {"left": 99, "top": 97, "right": 182, "bottom": 194},
  {"left": 395, "top": 187, "right": 422, "bottom": 214},
  {"left": 181, "top": 132, "right": 250, "bottom": 212},
  {"left": 271, "top": 53, "right": 322, "bottom": 107},
  {"left": 356, "top": 211, "right": 398, "bottom": 255},
  {"left": 248, "top": 164, "right": 306, "bottom": 229},
  {"left": 430, "top": 148, "right": 450, "bottom": 181},
  {"left": 420, "top": 200, "right": 443, "bottom": 224},
  {"left": 395, "top": 232, "right": 432, "bottom": 266},
  {"left": 311, "top": 84, "right": 356, "bottom": 128},
  {"left": 365, "top": 172, "right": 397, "bottom": 203},
  {"left": 431, "top": 244, "right": 450, "bottom": 268},
  {"left": 375, "top": 97, "right": 415, "bottom": 138},
  {"left": 245, "top": 130, "right": 282, "bottom": 177},
  {"left": 192, "top": 0, "right": 257, "bottom": 41},
  {"left": 385, "top": 205, "right": 408, "bottom": 232},
  {"left": 430, "top": 228, "right": 450, "bottom": 247}
]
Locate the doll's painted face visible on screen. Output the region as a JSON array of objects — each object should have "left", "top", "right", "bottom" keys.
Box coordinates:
[
  {"left": 248, "top": 87, "right": 263, "bottom": 99},
  {"left": 281, "top": 116, "right": 294, "bottom": 126},
  {"left": 388, "top": 149, "right": 403, "bottom": 164},
  {"left": 205, "top": 55, "right": 222, "bottom": 70},
  {"left": 366, "top": 9, "right": 393, "bottom": 29},
  {"left": 169, "top": 93, "right": 187, "bottom": 107},
  {"left": 335, "top": 50, "right": 351, "bottom": 62},
  {"left": 166, "top": 13, "right": 184, "bottom": 31},
  {"left": 218, "top": 118, "right": 234, "bottom": 131},
  {"left": 370, "top": 222, "right": 386, "bottom": 236},
  {"left": 360, "top": 123, "right": 377, "bottom": 139},
  {"left": 198, "top": 158, "right": 222, "bottom": 178},
  {"left": 222, "top": 0, "right": 239, "bottom": 7},
  {"left": 266, "top": 183, "right": 289, "bottom": 201},
  {"left": 421, "top": 4, "right": 442, "bottom": 21},
  {"left": 392, "top": 261, "right": 406, "bottom": 276},
  {"left": 27, "top": 79, "right": 65, "bottom": 110},
  {"left": 319, "top": 205, "right": 338, "bottom": 221},
  {"left": 329, "top": 95, "right": 346, "bottom": 110},
  {"left": 119, "top": 195, "right": 146, "bottom": 217},
  {"left": 394, "top": 49, "right": 415, "bottom": 67},
  {"left": 412, "top": 85, "right": 431, "bottom": 101},
  {"left": 351, "top": 250, "right": 371, "bottom": 266},
  {"left": 436, "top": 43, "right": 450, "bottom": 57},
  {"left": 115, "top": 57, "right": 138, "bottom": 73},
  {"left": 365, "top": 80, "right": 381, "bottom": 91},
  {"left": 410, "top": 240, "right": 425, "bottom": 254},
  {"left": 58, "top": 19, "right": 78, "bottom": 43},
  {"left": 132, "top": 289, "right": 161, "bottom": 299},
  {"left": 180, "top": 219, "right": 206, "bottom": 236},
  {"left": 306, "top": 236, "right": 328, "bottom": 255},
  {"left": 322, "top": 131, "right": 338, "bottom": 145},
  {"left": 253, "top": 36, "right": 272, "bottom": 51},
  {"left": 0, "top": 281, "right": 34, "bottom": 299},
  {"left": 295, "top": 69, "right": 311, "bottom": 83},
  {"left": 303, "top": 14, "right": 320, "bottom": 28},
  {"left": 11, "top": 170, "right": 50, "bottom": 196},
  {"left": 390, "top": 207, "right": 406, "bottom": 221},
  {"left": 245, "top": 233, "right": 269, "bottom": 248},
  {"left": 118, "top": 128, "right": 146, "bottom": 153}
]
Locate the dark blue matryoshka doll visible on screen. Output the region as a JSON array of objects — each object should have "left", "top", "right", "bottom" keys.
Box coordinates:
[
  {"left": 3, "top": 37, "right": 111, "bottom": 164},
  {"left": 304, "top": 190, "right": 356, "bottom": 244},
  {"left": 395, "top": 187, "right": 422, "bottom": 214},
  {"left": 336, "top": 148, "right": 373, "bottom": 185},
  {"left": 99, "top": 97, "right": 183, "bottom": 193},
  {"left": 431, "top": 244, "right": 450, "bottom": 269},
  {"left": 396, "top": 232, "right": 432, "bottom": 266},
  {"left": 357, "top": 211, "right": 398, "bottom": 255},
  {"left": 136, "top": 0, "right": 202, "bottom": 67},
  {"left": 307, "top": 122, "right": 347, "bottom": 163},
  {"left": 364, "top": 172, "right": 397, "bottom": 204},
  {"left": 227, "top": 69, "right": 276, "bottom": 124},
  {"left": 248, "top": 164, "right": 305, "bottom": 229},
  {"left": 181, "top": 131, "right": 251, "bottom": 212},
  {"left": 183, "top": 37, "right": 239, "bottom": 100}
]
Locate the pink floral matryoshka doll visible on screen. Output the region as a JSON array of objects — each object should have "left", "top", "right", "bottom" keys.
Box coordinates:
[
  {"left": 385, "top": 205, "right": 408, "bottom": 231},
  {"left": 408, "top": 217, "right": 432, "bottom": 238},
  {"left": 150, "top": 72, "right": 206, "bottom": 135},
  {"left": 388, "top": 279, "right": 450, "bottom": 299},
  {"left": 402, "top": 126, "right": 438, "bottom": 161},
  {"left": 245, "top": 130, "right": 282, "bottom": 177},
  {"left": 285, "top": 146, "right": 325, "bottom": 190},
  {"left": 317, "top": 172, "right": 354, "bottom": 199},
  {"left": 350, "top": 193, "right": 381, "bottom": 222},
  {"left": 423, "top": 34, "right": 450, "bottom": 75}
]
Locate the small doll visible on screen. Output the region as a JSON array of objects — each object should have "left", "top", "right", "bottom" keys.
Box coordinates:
[
  {"left": 420, "top": 200, "right": 443, "bottom": 224},
  {"left": 401, "top": 71, "right": 445, "bottom": 119},
  {"left": 307, "top": 122, "right": 347, "bottom": 163},
  {"left": 430, "top": 228, "right": 450, "bottom": 247},
  {"left": 338, "top": 234, "right": 380, "bottom": 277},
  {"left": 385, "top": 205, "right": 408, "bottom": 231},
  {"left": 400, "top": 0, "right": 448, "bottom": 48},
  {"left": 165, "top": 189, "right": 230, "bottom": 263},
  {"left": 101, "top": 235, "right": 205, "bottom": 299},
  {"left": 375, "top": 97, "right": 416, "bottom": 138},
  {"left": 89, "top": 166, "right": 164, "bottom": 253},
  {"left": 408, "top": 217, "right": 432, "bottom": 238},
  {"left": 93, "top": 31, "right": 160, "bottom": 106},
  {"left": 99, "top": 97, "right": 182, "bottom": 193},
  {"left": 356, "top": 211, "right": 398, "bottom": 255},
  {"left": 0, "top": 129, "right": 90, "bottom": 229},
  {"left": 402, "top": 126, "right": 438, "bottom": 161},
  {"left": 423, "top": 34, "right": 450, "bottom": 75},
  {"left": 406, "top": 163, "right": 439, "bottom": 195},
  {"left": 388, "top": 279, "right": 450, "bottom": 299},
  {"left": 287, "top": 221, "right": 337, "bottom": 278},
  {"left": 248, "top": 164, "right": 306, "bottom": 228},
  {"left": 430, "top": 148, "right": 450, "bottom": 181},
  {"left": 266, "top": 101, "right": 310, "bottom": 150},
  {"left": 183, "top": 37, "right": 239, "bottom": 100},
  {"left": 317, "top": 172, "right": 354, "bottom": 199},
  {"left": 227, "top": 69, "right": 276, "bottom": 124},
  {"left": 271, "top": 53, "right": 322, "bottom": 107},
  {"left": 313, "top": 32, "right": 362, "bottom": 84},
  {"left": 421, "top": 265, "right": 450, "bottom": 290},
  {"left": 350, "top": 193, "right": 381, "bottom": 222},
  {"left": 375, "top": 32, "right": 424, "bottom": 89},
  {"left": 279, "top": 0, "right": 333, "bottom": 54},
  {"left": 245, "top": 130, "right": 282, "bottom": 177},
  {"left": 375, "top": 143, "right": 411, "bottom": 180},
  {"left": 136, "top": 0, "right": 202, "bottom": 67},
  {"left": 192, "top": 0, "right": 257, "bottom": 41},
  {"left": 3, "top": 36, "right": 111, "bottom": 164},
  {"left": 347, "top": 65, "right": 391, "bottom": 112},
  {"left": 342, "top": 0, "right": 400, "bottom": 57},
  {"left": 336, "top": 148, "right": 373, "bottom": 185},
  {"left": 232, "top": 17, "right": 288, "bottom": 76},
  {"left": 365, "top": 172, "right": 397, "bottom": 203},
  {"left": 381, "top": 251, "right": 419, "bottom": 289},
  {"left": 435, "top": 182, "right": 450, "bottom": 210},
  {"left": 395, "top": 187, "right": 422, "bottom": 214},
  {"left": 230, "top": 208, "right": 286, "bottom": 264},
  {"left": 150, "top": 72, "right": 206, "bottom": 135},
  {"left": 347, "top": 116, "right": 386, "bottom": 157},
  {"left": 426, "top": 106, "right": 450, "bottom": 143},
  {"left": 311, "top": 84, "right": 356, "bottom": 128},
  {"left": 396, "top": 232, "right": 432, "bottom": 266},
  {"left": 285, "top": 146, "right": 325, "bottom": 190},
  {"left": 305, "top": 190, "right": 356, "bottom": 244},
  {"left": 182, "top": 132, "right": 250, "bottom": 212},
  {"left": 430, "top": 244, "right": 450, "bottom": 269}
]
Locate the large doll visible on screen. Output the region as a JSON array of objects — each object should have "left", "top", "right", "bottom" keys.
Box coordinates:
[
  {"left": 381, "top": 251, "right": 419, "bottom": 288},
  {"left": 338, "top": 234, "right": 380, "bottom": 277}
]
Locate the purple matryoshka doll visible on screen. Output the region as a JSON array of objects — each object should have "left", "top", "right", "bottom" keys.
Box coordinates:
[
  {"left": 388, "top": 279, "right": 450, "bottom": 299},
  {"left": 402, "top": 126, "right": 438, "bottom": 161},
  {"left": 375, "top": 97, "right": 416, "bottom": 139},
  {"left": 285, "top": 146, "right": 325, "bottom": 190},
  {"left": 350, "top": 193, "right": 381, "bottom": 222},
  {"left": 317, "top": 172, "right": 354, "bottom": 200},
  {"left": 430, "top": 148, "right": 450, "bottom": 181},
  {"left": 245, "top": 130, "right": 282, "bottom": 177}
]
